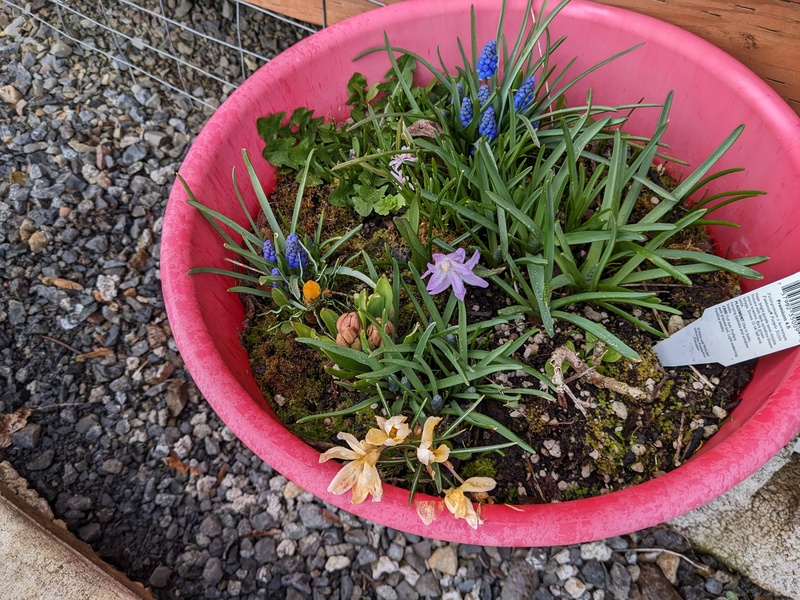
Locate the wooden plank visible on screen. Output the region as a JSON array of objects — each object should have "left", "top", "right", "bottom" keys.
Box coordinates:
[
  {"left": 242, "top": 0, "right": 800, "bottom": 114},
  {"left": 594, "top": 0, "right": 800, "bottom": 114},
  {"left": 243, "top": 0, "right": 402, "bottom": 26},
  {"left": 244, "top": 0, "right": 323, "bottom": 25}
]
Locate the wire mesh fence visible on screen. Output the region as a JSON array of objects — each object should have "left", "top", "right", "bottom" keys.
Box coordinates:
[{"left": 2, "top": 0, "right": 384, "bottom": 110}]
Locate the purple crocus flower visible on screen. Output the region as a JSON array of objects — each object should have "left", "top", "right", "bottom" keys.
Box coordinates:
[{"left": 421, "top": 248, "right": 489, "bottom": 301}]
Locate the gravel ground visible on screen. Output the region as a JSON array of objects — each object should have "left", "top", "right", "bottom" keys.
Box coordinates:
[{"left": 0, "top": 4, "right": 791, "bottom": 600}]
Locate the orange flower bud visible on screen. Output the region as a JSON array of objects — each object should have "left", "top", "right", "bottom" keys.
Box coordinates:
[{"left": 303, "top": 280, "right": 321, "bottom": 305}]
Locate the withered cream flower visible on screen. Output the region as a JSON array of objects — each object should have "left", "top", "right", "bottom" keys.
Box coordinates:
[
  {"left": 319, "top": 432, "right": 383, "bottom": 504},
  {"left": 443, "top": 477, "right": 496, "bottom": 529},
  {"left": 365, "top": 415, "right": 410, "bottom": 447},
  {"left": 416, "top": 416, "right": 450, "bottom": 466}
]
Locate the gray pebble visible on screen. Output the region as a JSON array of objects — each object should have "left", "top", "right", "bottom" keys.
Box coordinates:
[
  {"left": 26, "top": 449, "right": 55, "bottom": 471},
  {"left": 609, "top": 562, "right": 632, "bottom": 599},
  {"left": 202, "top": 557, "right": 223, "bottom": 586},
  {"left": 78, "top": 523, "right": 102, "bottom": 543},
  {"left": 705, "top": 578, "right": 724, "bottom": 595},
  {"left": 199, "top": 514, "right": 223, "bottom": 537},
  {"left": 12, "top": 423, "right": 41, "bottom": 449},
  {"left": 148, "top": 566, "right": 171, "bottom": 588},
  {"left": 376, "top": 585, "right": 399, "bottom": 600},
  {"left": 501, "top": 560, "right": 540, "bottom": 600},
  {"left": 344, "top": 528, "right": 369, "bottom": 545},
  {"left": 356, "top": 545, "right": 378, "bottom": 566},
  {"left": 254, "top": 537, "right": 277, "bottom": 563},
  {"left": 121, "top": 143, "right": 148, "bottom": 166},
  {"left": 67, "top": 495, "right": 93, "bottom": 511},
  {"left": 299, "top": 503, "right": 331, "bottom": 530},
  {"left": 100, "top": 459, "right": 124, "bottom": 474},
  {"left": 415, "top": 572, "right": 442, "bottom": 598}
]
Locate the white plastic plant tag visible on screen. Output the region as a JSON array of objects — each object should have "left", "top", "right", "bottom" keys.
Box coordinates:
[{"left": 653, "top": 271, "right": 800, "bottom": 367}]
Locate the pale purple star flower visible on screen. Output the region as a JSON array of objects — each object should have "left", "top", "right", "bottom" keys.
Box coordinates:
[
  {"left": 389, "top": 146, "right": 416, "bottom": 189},
  {"left": 422, "top": 248, "right": 489, "bottom": 301}
]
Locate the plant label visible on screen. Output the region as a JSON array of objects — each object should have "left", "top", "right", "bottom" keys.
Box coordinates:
[{"left": 654, "top": 272, "right": 800, "bottom": 366}]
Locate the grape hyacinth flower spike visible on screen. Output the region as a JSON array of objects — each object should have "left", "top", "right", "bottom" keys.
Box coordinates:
[
  {"left": 459, "top": 97, "right": 474, "bottom": 127},
  {"left": 513, "top": 76, "right": 536, "bottom": 111},
  {"left": 479, "top": 105, "right": 498, "bottom": 140},
  {"left": 285, "top": 232, "right": 308, "bottom": 269},
  {"left": 477, "top": 84, "right": 490, "bottom": 106},
  {"left": 262, "top": 239, "right": 277, "bottom": 262},
  {"left": 422, "top": 248, "right": 489, "bottom": 301},
  {"left": 270, "top": 267, "right": 282, "bottom": 288},
  {"left": 476, "top": 40, "right": 498, "bottom": 79}
]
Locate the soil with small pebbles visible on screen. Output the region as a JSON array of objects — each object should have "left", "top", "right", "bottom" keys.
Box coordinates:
[{"left": 0, "top": 4, "right": 790, "bottom": 600}]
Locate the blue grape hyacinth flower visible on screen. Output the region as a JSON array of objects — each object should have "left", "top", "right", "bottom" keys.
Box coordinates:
[
  {"left": 285, "top": 232, "right": 308, "bottom": 269},
  {"left": 270, "top": 267, "right": 282, "bottom": 288},
  {"left": 459, "top": 96, "right": 474, "bottom": 127},
  {"left": 262, "top": 239, "right": 277, "bottom": 262},
  {"left": 513, "top": 76, "right": 536, "bottom": 111},
  {"left": 476, "top": 40, "right": 498, "bottom": 79},
  {"left": 479, "top": 105, "right": 498, "bottom": 140},
  {"left": 477, "top": 84, "right": 490, "bottom": 106}
]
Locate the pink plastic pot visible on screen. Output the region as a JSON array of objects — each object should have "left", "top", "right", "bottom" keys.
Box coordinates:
[{"left": 162, "top": 0, "right": 800, "bottom": 545}]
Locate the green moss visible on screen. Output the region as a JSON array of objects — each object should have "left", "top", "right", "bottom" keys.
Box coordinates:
[
  {"left": 502, "top": 485, "right": 520, "bottom": 504},
  {"left": 360, "top": 226, "right": 402, "bottom": 259},
  {"left": 461, "top": 457, "right": 497, "bottom": 480},
  {"left": 561, "top": 486, "right": 590, "bottom": 500},
  {"left": 243, "top": 311, "right": 379, "bottom": 443}
]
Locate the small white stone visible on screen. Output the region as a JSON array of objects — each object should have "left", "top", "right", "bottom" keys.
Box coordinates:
[
  {"left": 712, "top": 405, "right": 728, "bottom": 419},
  {"left": 373, "top": 555, "right": 399, "bottom": 578},
  {"left": 276, "top": 539, "right": 296, "bottom": 558},
  {"left": 543, "top": 439, "right": 562, "bottom": 458},
  {"left": 282, "top": 481, "right": 305, "bottom": 500},
  {"left": 400, "top": 565, "right": 419, "bottom": 586},
  {"left": 610, "top": 401, "right": 628, "bottom": 420},
  {"left": 580, "top": 541, "right": 612, "bottom": 562},
  {"left": 556, "top": 564, "right": 577, "bottom": 580},
  {"left": 96, "top": 274, "right": 118, "bottom": 301},
  {"left": 564, "top": 576, "right": 587, "bottom": 599},
  {"left": 269, "top": 475, "right": 288, "bottom": 491},
  {"left": 667, "top": 315, "right": 685, "bottom": 334},
  {"left": 553, "top": 548, "right": 572, "bottom": 564},
  {"left": 325, "top": 555, "right": 351, "bottom": 572}
]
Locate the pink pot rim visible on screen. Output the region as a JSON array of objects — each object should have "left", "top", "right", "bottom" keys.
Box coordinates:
[{"left": 162, "top": 0, "right": 800, "bottom": 545}]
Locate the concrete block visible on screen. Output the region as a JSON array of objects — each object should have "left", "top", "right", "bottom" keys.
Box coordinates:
[
  {"left": 0, "top": 461, "right": 153, "bottom": 600},
  {"left": 670, "top": 435, "right": 800, "bottom": 598}
]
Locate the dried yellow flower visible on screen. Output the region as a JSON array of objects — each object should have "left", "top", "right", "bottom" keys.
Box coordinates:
[
  {"left": 365, "top": 415, "right": 410, "bottom": 447},
  {"left": 443, "top": 477, "right": 496, "bottom": 529},
  {"left": 416, "top": 416, "right": 450, "bottom": 466},
  {"left": 319, "top": 432, "right": 383, "bottom": 504}
]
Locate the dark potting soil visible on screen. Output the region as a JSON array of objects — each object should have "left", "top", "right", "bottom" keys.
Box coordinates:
[{"left": 241, "top": 175, "right": 755, "bottom": 505}]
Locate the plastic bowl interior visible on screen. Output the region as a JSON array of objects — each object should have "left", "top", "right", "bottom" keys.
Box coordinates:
[{"left": 162, "top": 0, "right": 800, "bottom": 545}]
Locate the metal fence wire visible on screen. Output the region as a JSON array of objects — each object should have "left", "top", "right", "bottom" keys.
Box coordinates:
[{"left": 3, "top": 0, "right": 387, "bottom": 110}]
